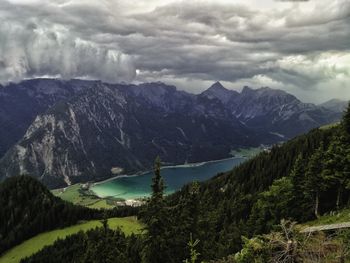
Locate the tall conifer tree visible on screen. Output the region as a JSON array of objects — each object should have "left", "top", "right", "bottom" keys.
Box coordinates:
[
  {"left": 305, "top": 144, "right": 327, "bottom": 218},
  {"left": 141, "top": 157, "right": 169, "bottom": 263},
  {"left": 343, "top": 102, "right": 350, "bottom": 135}
]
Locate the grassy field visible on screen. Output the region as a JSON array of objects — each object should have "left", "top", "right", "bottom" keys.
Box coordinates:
[
  {"left": 230, "top": 147, "right": 264, "bottom": 158},
  {"left": 303, "top": 208, "right": 350, "bottom": 227},
  {"left": 52, "top": 184, "right": 115, "bottom": 209},
  {"left": 320, "top": 122, "right": 340, "bottom": 130},
  {"left": 0, "top": 217, "right": 143, "bottom": 263}
]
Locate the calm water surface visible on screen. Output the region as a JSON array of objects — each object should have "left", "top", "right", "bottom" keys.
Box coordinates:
[{"left": 91, "top": 157, "right": 245, "bottom": 200}]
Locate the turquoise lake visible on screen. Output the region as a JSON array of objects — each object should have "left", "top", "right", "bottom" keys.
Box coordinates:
[{"left": 91, "top": 157, "right": 245, "bottom": 200}]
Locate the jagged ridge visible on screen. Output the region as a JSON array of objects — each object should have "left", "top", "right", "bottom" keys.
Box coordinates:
[{"left": 0, "top": 79, "right": 342, "bottom": 188}]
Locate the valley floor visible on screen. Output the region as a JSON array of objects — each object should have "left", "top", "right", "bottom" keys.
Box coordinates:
[
  {"left": 0, "top": 217, "right": 143, "bottom": 263},
  {"left": 52, "top": 184, "right": 116, "bottom": 209}
]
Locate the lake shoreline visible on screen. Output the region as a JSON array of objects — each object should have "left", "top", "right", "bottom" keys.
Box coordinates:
[
  {"left": 91, "top": 156, "right": 245, "bottom": 187},
  {"left": 52, "top": 151, "right": 261, "bottom": 207},
  {"left": 89, "top": 156, "right": 247, "bottom": 200}
]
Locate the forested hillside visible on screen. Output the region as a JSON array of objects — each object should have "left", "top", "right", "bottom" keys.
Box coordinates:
[
  {"left": 0, "top": 176, "right": 137, "bottom": 255},
  {"left": 12, "top": 106, "right": 350, "bottom": 262},
  {"left": 21, "top": 225, "right": 143, "bottom": 263},
  {"left": 163, "top": 124, "right": 341, "bottom": 260}
]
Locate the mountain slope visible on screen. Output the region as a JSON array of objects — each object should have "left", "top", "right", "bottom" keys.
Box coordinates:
[
  {"left": 0, "top": 176, "right": 108, "bottom": 255},
  {"left": 0, "top": 79, "right": 94, "bottom": 158},
  {"left": 165, "top": 121, "right": 350, "bottom": 260},
  {"left": 203, "top": 85, "right": 342, "bottom": 138},
  {"left": 0, "top": 83, "right": 267, "bottom": 188},
  {"left": 320, "top": 98, "right": 348, "bottom": 112},
  {"left": 0, "top": 79, "right": 343, "bottom": 188}
]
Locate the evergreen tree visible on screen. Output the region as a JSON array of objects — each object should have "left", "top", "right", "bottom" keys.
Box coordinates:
[
  {"left": 305, "top": 144, "right": 328, "bottom": 218},
  {"left": 247, "top": 177, "right": 294, "bottom": 234},
  {"left": 183, "top": 234, "right": 201, "bottom": 263},
  {"left": 101, "top": 211, "right": 109, "bottom": 234},
  {"left": 290, "top": 153, "right": 305, "bottom": 194},
  {"left": 141, "top": 157, "right": 170, "bottom": 263},
  {"left": 289, "top": 154, "right": 312, "bottom": 220},
  {"left": 180, "top": 182, "right": 200, "bottom": 237},
  {"left": 342, "top": 102, "right": 350, "bottom": 135},
  {"left": 170, "top": 182, "right": 201, "bottom": 261},
  {"left": 151, "top": 156, "right": 165, "bottom": 201},
  {"left": 323, "top": 134, "right": 350, "bottom": 209}
]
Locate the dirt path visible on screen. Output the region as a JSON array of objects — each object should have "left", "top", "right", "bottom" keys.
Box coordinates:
[{"left": 301, "top": 222, "right": 350, "bottom": 233}]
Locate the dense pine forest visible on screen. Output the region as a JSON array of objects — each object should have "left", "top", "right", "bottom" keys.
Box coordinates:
[
  {"left": 21, "top": 227, "right": 143, "bottom": 263},
  {"left": 0, "top": 176, "right": 138, "bottom": 255},
  {"left": 2, "top": 105, "right": 350, "bottom": 262}
]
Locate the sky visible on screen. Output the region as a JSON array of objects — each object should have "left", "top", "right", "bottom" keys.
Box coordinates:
[{"left": 0, "top": 0, "right": 349, "bottom": 103}]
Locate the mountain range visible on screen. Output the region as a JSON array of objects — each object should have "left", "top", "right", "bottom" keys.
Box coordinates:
[{"left": 0, "top": 79, "right": 345, "bottom": 188}]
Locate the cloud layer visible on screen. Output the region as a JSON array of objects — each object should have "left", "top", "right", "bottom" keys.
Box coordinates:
[
  {"left": 0, "top": 0, "right": 349, "bottom": 102},
  {"left": 0, "top": 1, "right": 135, "bottom": 83}
]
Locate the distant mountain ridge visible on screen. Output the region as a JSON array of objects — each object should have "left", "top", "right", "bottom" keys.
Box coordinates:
[
  {"left": 319, "top": 98, "right": 348, "bottom": 113},
  {"left": 0, "top": 79, "right": 343, "bottom": 188},
  {"left": 201, "top": 83, "right": 342, "bottom": 138}
]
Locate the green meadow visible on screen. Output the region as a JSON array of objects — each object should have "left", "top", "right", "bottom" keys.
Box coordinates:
[
  {"left": 52, "top": 183, "right": 115, "bottom": 209},
  {"left": 303, "top": 208, "right": 350, "bottom": 227},
  {"left": 0, "top": 217, "right": 143, "bottom": 263}
]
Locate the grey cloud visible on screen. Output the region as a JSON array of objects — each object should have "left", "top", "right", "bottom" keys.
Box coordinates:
[
  {"left": 122, "top": 1, "right": 350, "bottom": 94},
  {"left": 0, "top": 0, "right": 349, "bottom": 102},
  {"left": 0, "top": 1, "right": 135, "bottom": 84}
]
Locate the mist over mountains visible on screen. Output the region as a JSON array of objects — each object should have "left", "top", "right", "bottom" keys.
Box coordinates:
[{"left": 0, "top": 79, "right": 344, "bottom": 188}]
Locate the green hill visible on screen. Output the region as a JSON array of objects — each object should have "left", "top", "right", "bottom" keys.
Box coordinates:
[
  {"left": 0, "top": 176, "right": 137, "bottom": 256},
  {"left": 0, "top": 217, "right": 142, "bottom": 263}
]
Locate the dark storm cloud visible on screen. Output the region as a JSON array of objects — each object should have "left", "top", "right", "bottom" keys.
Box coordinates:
[
  {"left": 100, "top": 1, "right": 349, "bottom": 94},
  {"left": 0, "top": 0, "right": 349, "bottom": 102},
  {"left": 0, "top": 1, "right": 135, "bottom": 83}
]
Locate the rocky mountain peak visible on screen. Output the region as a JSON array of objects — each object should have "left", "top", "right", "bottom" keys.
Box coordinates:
[
  {"left": 241, "top": 86, "right": 254, "bottom": 94},
  {"left": 201, "top": 82, "right": 239, "bottom": 104},
  {"left": 208, "top": 81, "right": 226, "bottom": 91}
]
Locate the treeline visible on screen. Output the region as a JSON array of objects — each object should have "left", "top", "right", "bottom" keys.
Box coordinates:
[
  {"left": 163, "top": 125, "right": 338, "bottom": 260},
  {"left": 157, "top": 110, "right": 348, "bottom": 260},
  {"left": 21, "top": 225, "right": 142, "bottom": 263},
  {"left": 247, "top": 127, "right": 350, "bottom": 235},
  {"left": 246, "top": 108, "right": 350, "bottom": 237},
  {"left": 0, "top": 176, "right": 138, "bottom": 254}
]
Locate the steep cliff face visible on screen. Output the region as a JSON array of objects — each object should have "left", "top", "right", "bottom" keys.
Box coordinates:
[
  {"left": 0, "top": 80, "right": 342, "bottom": 188},
  {"left": 0, "top": 79, "right": 96, "bottom": 158}
]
